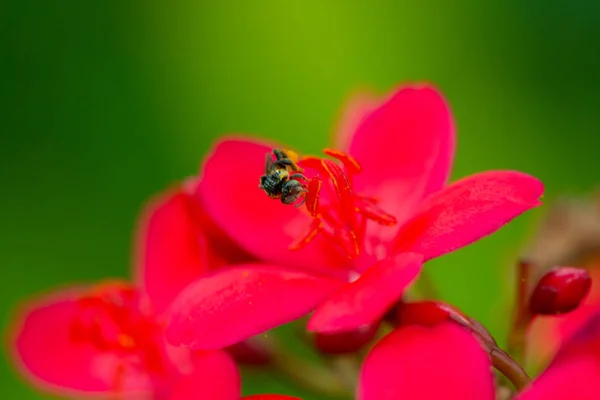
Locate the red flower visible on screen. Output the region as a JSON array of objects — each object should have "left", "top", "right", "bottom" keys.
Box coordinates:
[
  {"left": 165, "top": 84, "right": 544, "bottom": 350},
  {"left": 7, "top": 185, "right": 259, "bottom": 399},
  {"left": 359, "top": 307, "right": 600, "bottom": 399}
]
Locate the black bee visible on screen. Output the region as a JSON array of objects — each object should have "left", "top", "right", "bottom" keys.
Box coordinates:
[{"left": 259, "top": 149, "right": 308, "bottom": 206}]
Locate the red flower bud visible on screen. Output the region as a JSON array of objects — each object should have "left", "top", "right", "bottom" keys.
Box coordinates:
[
  {"left": 529, "top": 266, "right": 591, "bottom": 315},
  {"left": 396, "top": 300, "right": 469, "bottom": 327},
  {"left": 313, "top": 323, "right": 379, "bottom": 355},
  {"left": 395, "top": 301, "right": 499, "bottom": 351},
  {"left": 243, "top": 396, "right": 302, "bottom": 400},
  {"left": 225, "top": 340, "right": 272, "bottom": 365}
]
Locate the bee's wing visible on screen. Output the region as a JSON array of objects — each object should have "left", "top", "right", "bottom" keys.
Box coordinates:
[{"left": 264, "top": 151, "right": 274, "bottom": 173}]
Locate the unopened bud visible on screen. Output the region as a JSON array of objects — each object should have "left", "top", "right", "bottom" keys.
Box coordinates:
[
  {"left": 395, "top": 301, "right": 497, "bottom": 349},
  {"left": 243, "top": 396, "right": 302, "bottom": 400},
  {"left": 396, "top": 301, "right": 469, "bottom": 327},
  {"left": 225, "top": 340, "right": 272, "bottom": 365},
  {"left": 313, "top": 323, "right": 379, "bottom": 355},
  {"left": 529, "top": 266, "right": 591, "bottom": 315}
]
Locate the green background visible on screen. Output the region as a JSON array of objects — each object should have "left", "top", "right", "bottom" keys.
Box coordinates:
[{"left": 2, "top": 1, "right": 600, "bottom": 398}]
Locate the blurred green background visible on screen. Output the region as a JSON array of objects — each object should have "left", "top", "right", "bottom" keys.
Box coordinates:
[{"left": 2, "top": 0, "right": 600, "bottom": 398}]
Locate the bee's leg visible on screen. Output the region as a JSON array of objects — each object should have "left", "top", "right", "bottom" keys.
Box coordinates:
[
  {"left": 294, "top": 185, "right": 310, "bottom": 208},
  {"left": 258, "top": 175, "right": 268, "bottom": 189},
  {"left": 274, "top": 148, "right": 301, "bottom": 171},
  {"left": 290, "top": 173, "right": 308, "bottom": 182},
  {"left": 273, "top": 149, "right": 288, "bottom": 161}
]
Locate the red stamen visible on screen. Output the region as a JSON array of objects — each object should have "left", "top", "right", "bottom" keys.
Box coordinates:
[
  {"left": 334, "top": 228, "right": 360, "bottom": 259},
  {"left": 359, "top": 195, "right": 380, "bottom": 204},
  {"left": 70, "top": 282, "right": 167, "bottom": 386},
  {"left": 297, "top": 156, "right": 326, "bottom": 173},
  {"left": 305, "top": 177, "right": 322, "bottom": 216},
  {"left": 319, "top": 205, "right": 343, "bottom": 230},
  {"left": 321, "top": 159, "right": 356, "bottom": 228},
  {"left": 267, "top": 147, "right": 398, "bottom": 260},
  {"left": 323, "top": 148, "right": 362, "bottom": 175},
  {"left": 289, "top": 217, "right": 323, "bottom": 251},
  {"left": 356, "top": 197, "right": 397, "bottom": 226}
]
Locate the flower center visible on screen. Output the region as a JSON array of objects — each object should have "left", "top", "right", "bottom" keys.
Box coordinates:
[
  {"left": 69, "top": 281, "right": 166, "bottom": 388},
  {"left": 289, "top": 149, "right": 397, "bottom": 259}
]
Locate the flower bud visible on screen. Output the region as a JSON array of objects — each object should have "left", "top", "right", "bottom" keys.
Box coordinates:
[
  {"left": 313, "top": 323, "right": 379, "bottom": 355},
  {"left": 225, "top": 340, "right": 272, "bottom": 365},
  {"left": 395, "top": 300, "right": 469, "bottom": 327},
  {"left": 529, "top": 266, "right": 591, "bottom": 315},
  {"left": 243, "top": 396, "right": 302, "bottom": 400}
]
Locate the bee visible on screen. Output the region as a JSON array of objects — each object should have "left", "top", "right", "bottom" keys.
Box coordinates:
[{"left": 259, "top": 149, "right": 308, "bottom": 206}]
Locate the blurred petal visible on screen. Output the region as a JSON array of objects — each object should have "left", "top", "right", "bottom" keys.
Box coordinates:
[
  {"left": 551, "top": 309, "right": 600, "bottom": 364},
  {"left": 359, "top": 323, "right": 494, "bottom": 400},
  {"left": 516, "top": 357, "right": 600, "bottom": 400},
  {"left": 333, "top": 91, "right": 380, "bottom": 151},
  {"left": 165, "top": 265, "right": 344, "bottom": 350},
  {"left": 308, "top": 253, "right": 423, "bottom": 333},
  {"left": 393, "top": 171, "right": 544, "bottom": 260},
  {"left": 169, "top": 351, "right": 239, "bottom": 400},
  {"left": 134, "top": 186, "right": 209, "bottom": 314},
  {"left": 10, "top": 289, "right": 153, "bottom": 396},
  {"left": 348, "top": 85, "right": 455, "bottom": 226},
  {"left": 521, "top": 309, "right": 600, "bottom": 399},
  {"left": 197, "top": 138, "right": 349, "bottom": 271}
]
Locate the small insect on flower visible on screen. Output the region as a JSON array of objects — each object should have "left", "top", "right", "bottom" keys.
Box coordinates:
[{"left": 259, "top": 149, "right": 309, "bottom": 207}]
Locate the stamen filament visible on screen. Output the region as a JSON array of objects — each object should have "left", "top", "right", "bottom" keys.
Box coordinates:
[
  {"left": 280, "top": 148, "right": 398, "bottom": 259},
  {"left": 289, "top": 218, "right": 323, "bottom": 250},
  {"left": 323, "top": 148, "right": 362, "bottom": 175}
]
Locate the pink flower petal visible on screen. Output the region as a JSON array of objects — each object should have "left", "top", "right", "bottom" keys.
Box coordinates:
[
  {"left": 550, "top": 310, "right": 600, "bottom": 365},
  {"left": 348, "top": 85, "right": 455, "bottom": 226},
  {"left": 333, "top": 90, "right": 380, "bottom": 152},
  {"left": 134, "top": 186, "right": 210, "bottom": 314},
  {"left": 308, "top": 253, "right": 423, "bottom": 333},
  {"left": 197, "top": 138, "right": 349, "bottom": 272},
  {"left": 10, "top": 289, "right": 154, "bottom": 397},
  {"left": 359, "top": 323, "right": 495, "bottom": 400},
  {"left": 517, "top": 311, "right": 600, "bottom": 399},
  {"left": 393, "top": 171, "right": 544, "bottom": 260},
  {"left": 184, "top": 177, "right": 258, "bottom": 267},
  {"left": 516, "top": 357, "right": 600, "bottom": 400},
  {"left": 165, "top": 265, "right": 344, "bottom": 350},
  {"left": 526, "top": 304, "right": 599, "bottom": 369},
  {"left": 168, "top": 351, "right": 240, "bottom": 400}
]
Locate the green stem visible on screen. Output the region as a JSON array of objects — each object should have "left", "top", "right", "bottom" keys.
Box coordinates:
[
  {"left": 324, "top": 355, "right": 360, "bottom": 394},
  {"left": 264, "top": 334, "right": 352, "bottom": 399},
  {"left": 490, "top": 347, "right": 532, "bottom": 391},
  {"left": 507, "top": 259, "right": 534, "bottom": 363}
]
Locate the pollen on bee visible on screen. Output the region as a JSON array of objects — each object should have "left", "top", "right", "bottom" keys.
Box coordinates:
[{"left": 283, "top": 149, "right": 300, "bottom": 164}]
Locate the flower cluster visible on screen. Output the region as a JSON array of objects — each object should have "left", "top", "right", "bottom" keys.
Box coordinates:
[{"left": 7, "top": 85, "right": 600, "bottom": 399}]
